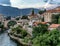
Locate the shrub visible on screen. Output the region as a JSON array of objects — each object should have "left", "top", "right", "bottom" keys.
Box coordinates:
[
  {"left": 32, "top": 24, "right": 48, "bottom": 38},
  {"left": 32, "top": 29, "right": 60, "bottom": 46},
  {"left": 7, "top": 20, "right": 17, "bottom": 28},
  {"left": 21, "top": 29, "right": 27, "bottom": 37}
]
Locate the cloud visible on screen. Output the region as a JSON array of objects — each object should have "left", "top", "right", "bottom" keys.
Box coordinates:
[
  {"left": 44, "top": 0, "right": 60, "bottom": 5},
  {"left": 0, "top": 3, "right": 10, "bottom": 6},
  {"left": 0, "top": 0, "right": 59, "bottom": 8},
  {"left": 0, "top": 0, "right": 11, "bottom": 5},
  {"left": 10, "top": 0, "right": 46, "bottom": 9}
]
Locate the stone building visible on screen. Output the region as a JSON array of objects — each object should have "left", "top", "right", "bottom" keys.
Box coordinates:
[
  {"left": 0, "top": 14, "right": 4, "bottom": 22},
  {"left": 42, "top": 6, "right": 60, "bottom": 22},
  {"left": 28, "top": 9, "right": 42, "bottom": 22}
]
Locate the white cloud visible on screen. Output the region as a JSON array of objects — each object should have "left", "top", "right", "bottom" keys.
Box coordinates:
[
  {"left": 0, "top": 3, "right": 10, "bottom": 6},
  {"left": 10, "top": 0, "right": 46, "bottom": 9},
  {"left": 44, "top": 0, "right": 55, "bottom": 8},
  {"left": 11, "top": 3, "right": 44, "bottom": 9},
  {"left": 10, "top": 0, "right": 58, "bottom": 9}
]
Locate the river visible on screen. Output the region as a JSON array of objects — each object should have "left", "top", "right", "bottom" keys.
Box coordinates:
[{"left": 0, "top": 31, "right": 20, "bottom": 46}]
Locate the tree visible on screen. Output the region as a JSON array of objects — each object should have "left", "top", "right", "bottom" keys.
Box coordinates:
[
  {"left": 38, "top": 9, "right": 46, "bottom": 22},
  {"left": 32, "top": 24, "right": 48, "bottom": 38},
  {"left": 11, "top": 26, "right": 27, "bottom": 38},
  {"left": 15, "top": 17, "right": 20, "bottom": 20},
  {"left": 0, "top": 22, "right": 4, "bottom": 28},
  {"left": 58, "top": 16, "right": 60, "bottom": 24},
  {"left": 6, "top": 16, "right": 11, "bottom": 20},
  {"left": 21, "top": 15, "right": 28, "bottom": 19},
  {"left": 32, "top": 29, "right": 60, "bottom": 46},
  {"left": 31, "top": 9, "right": 34, "bottom": 15},
  {"left": 39, "top": 9, "right": 46, "bottom": 15},
  {"left": 7, "top": 20, "right": 17, "bottom": 28},
  {"left": 0, "top": 22, "right": 5, "bottom": 33},
  {"left": 52, "top": 14, "right": 60, "bottom": 24}
]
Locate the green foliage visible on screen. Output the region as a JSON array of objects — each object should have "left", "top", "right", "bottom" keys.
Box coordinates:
[
  {"left": 32, "top": 24, "right": 48, "bottom": 38},
  {"left": 6, "top": 16, "right": 11, "bottom": 20},
  {"left": 58, "top": 17, "right": 60, "bottom": 24},
  {"left": 31, "top": 9, "right": 34, "bottom": 15},
  {"left": 23, "top": 37, "right": 31, "bottom": 43},
  {"left": 21, "top": 15, "right": 28, "bottom": 19},
  {"left": 39, "top": 9, "right": 46, "bottom": 14},
  {"left": 21, "top": 29, "right": 27, "bottom": 37},
  {"left": 0, "top": 24, "right": 4, "bottom": 28},
  {"left": 32, "top": 29, "right": 60, "bottom": 46},
  {"left": 0, "top": 22, "right": 5, "bottom": 33},
  {"left": 15, "top": 17, "right": 20, "bottom": 20},
  {"left": 7, "top": 20, "right": 17, "bottom": 28},
  {"left": 0, "top": 22, "right": 4, "bottom": 28},
  {"left": 52, "top": 14, "right": 60, "bottom": 24},
  {"left": 11, "top": 26, "right": 27, "bottom": 38}
]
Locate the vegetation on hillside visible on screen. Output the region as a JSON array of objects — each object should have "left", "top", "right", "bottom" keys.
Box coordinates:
[
  {"left": 11, "top": 26, "right": 27, "bottom": 38},
  {"left": 32, "top": 23, "right": 48, "bottom": 38},
  {"left": 6, "top": 16, "right": 11, "bottom": 20},
  {"left": 15, "top": 17, "right": 20, "bottom": 20},
  {"left": 52, "top": 14, "right": 60, "bottom": 24},
  {"left": 7, "top": 20, "right": 17, "bottom": 28},
  {"left": 32, "top": 29, "right": 60, "bottom": 46},
  {"left": 39, "top": 9, "right": 46, "bottom": 15},
  {"left": 0, "top": 22, "right": 5, "bottom": 33},
  {"left": 21, "top": 15, "right": 29, "bottom": 20}
]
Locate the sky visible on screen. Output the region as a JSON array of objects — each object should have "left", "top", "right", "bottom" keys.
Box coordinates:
[{"left": 0, "top": 0, "right": 60, "bottom": 8}]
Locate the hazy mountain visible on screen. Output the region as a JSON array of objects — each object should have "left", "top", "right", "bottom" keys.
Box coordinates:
[{"left": 0, "top": 5, "right": 40, "bottom": 17}]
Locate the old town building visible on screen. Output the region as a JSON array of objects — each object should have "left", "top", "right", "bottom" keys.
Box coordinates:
[{"left": 43, "top": 6, "right": 60, "bottom": 22}]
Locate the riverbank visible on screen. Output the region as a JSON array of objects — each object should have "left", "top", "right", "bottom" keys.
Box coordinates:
[{"left": 9, "top": 34, "right": 32, "bottom": 46}]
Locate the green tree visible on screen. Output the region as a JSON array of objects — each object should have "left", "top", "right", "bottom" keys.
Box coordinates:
[
  {"left": 11, "top": 26, "right": 27, "bottom": 38},
  {"left": 38, "top": 9, "right": 46, "bottom": 22},
  {"left": 32, "top": 29, "right": 60, "bottom": 46},
  {"left": 39, "top": 9, "right": 46, "bottom": 15},
  {"left": 6, "top": 16, "right": 11, "bottom": 20},
  {"left": 32, "top": 24, "right": 48, "bottom": 38},
  {"left": 15, "top": 17, "right": 20, "bottom": 20},
  {"left": 52, "top": 14, "right": 60, "bottom": 24},
  {"left": 0, "top": 22, "right": 5, "bottom": 33},
  {"left": 7, "top": 20, "right": 17, "bottom": 28},
  {"left": 58, "top": 17, "right": 60, "bottom": 24},
  {"left": 21, "top": 15, "right": 28, "bottom": 19}
]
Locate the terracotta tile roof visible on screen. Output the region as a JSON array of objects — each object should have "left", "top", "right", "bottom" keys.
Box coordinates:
[
  {"left": 44, "top": 7, "right": 60, "bottom": 13},
  {"left": 33, "top": 22, "right": 47, "bottom": 26},
  {"left": 28, "top": 14, "right": 38, "bottom": 19},
  {"left": 49, "top": 24, "right": 60, "bottom": 28},
  {"left": 46, "top": 10, "right": 60, "bottom": 13}
]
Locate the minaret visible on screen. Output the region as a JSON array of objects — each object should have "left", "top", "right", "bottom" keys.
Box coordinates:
[{"left": 31, "top": 9, "right": 34, "bottom": 15}]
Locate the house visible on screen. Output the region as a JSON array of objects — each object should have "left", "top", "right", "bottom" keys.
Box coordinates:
[
  {"left": 33, "top": 21, "right": 48, "bottom": 26},
  {"left": 48, "top": 24, "right": 60, "bottom": 30},
  {"left": 28, "top": 9, "right": 42, "bottom": 21},
  {"left": 42, "top": 6, "right": 60, "bottom": 22},
  {"left": 17, "top": 19, "right": 29, "bottom": 25}
]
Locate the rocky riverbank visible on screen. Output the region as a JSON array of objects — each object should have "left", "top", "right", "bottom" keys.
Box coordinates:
[{"left": 9, "top": 34, "right": 32, "bottom": 46}]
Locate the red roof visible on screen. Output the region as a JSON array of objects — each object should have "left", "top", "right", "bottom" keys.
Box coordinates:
[
  {"left": 33, "top": 22, "right": 47, "bottom": 26},
  {"left": 43, "top": 7, "right": 60, "bottom": 13},
  {"left": 49, "top": 24, "right": 60, "bottom": 28}
]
